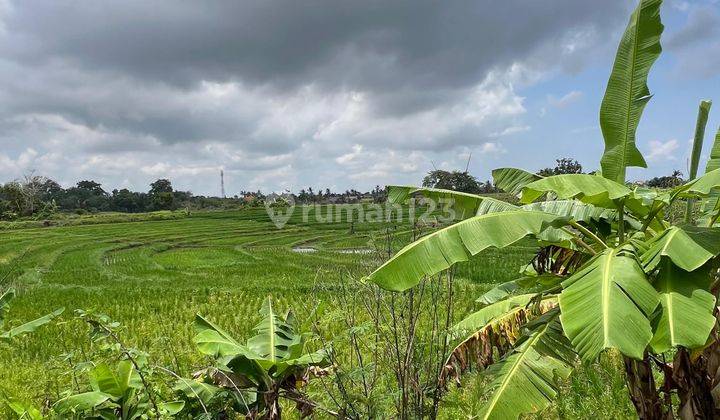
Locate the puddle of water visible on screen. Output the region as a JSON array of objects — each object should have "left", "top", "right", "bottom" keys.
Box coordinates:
[
  {"left": 291, "top": 247, "right": 375, "bottom": 254},
  {"left": 335, "top": 248, "right": 374, "bottom": 254},
  {"left": 292, "top": 246, "right": 317, "bottom": 253}
]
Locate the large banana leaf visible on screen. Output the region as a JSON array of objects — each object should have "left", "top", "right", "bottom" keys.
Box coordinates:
[
  {"left": 387, "top": 186, "right": 483, "bottom": 219},
  {"left": 477, "top": 275, "right": 562, "bottom": 305},
  {"left": 677, "top": 168, "right": 720, "bottom": 197},
  {"left": 475, "top": 196, "right": 520, "bottom": 216},
  {"left": 367, "top": 211, "right": 560, "bottom": 291},
  {"left": 226, "top": 354, "right": 275, "bottom": 387},
  {"left": 708, "top": 127, "right": 720, "bottom": 173},
  {"left": 54, "top": 392, "right": 114, "bottom": 413},
  {"left": 159, "top": 401, "right": 186, "bottom": 416},
  {"left": 521, "top": 174, "right": 632, "bottom": 209},
  {"left": 0, "top": 307, "right": 64, "bottom": 341},
  {"left": 688, "top": 100, "right": 712, "bottom": 180},
  {"left": 89, "top": 361, "right": 140, "bottom": 397},
  {"left": 386, "top": 185, "right": 415, "bottom": 204},
  {"left": 441, "top": 300, "right": 555, "bottom": 388},
  {"left": 247, "top": 297, "right": 303, "bottom": 363},
  {"left": 194, "top": 314, "right": 253, "bottom": 358},
  {"left": 633, "top": 187, "right": 671, "bottom": 207},
  {"left": 476, "top": 282, "right": 523, "bottom": 306},
  {"left": 5, "top": 399, "right": 43, "bottom": 420},
  {"left": 685, "top": 101, "right": 713, "bottom": 222},
  {"left": 391, "top": 185, "right": 619, "bottom": 230},
  {"left": 521, "top": 200, "right": 617, "bottom": 223},
  {"left": 282, "top": 349, "right": 328, "bottom": 367},
  {"left": 386, "top": 185, "right": 516, "bottom": 220},
  {"left": 492, "top": 199, "right": 611, "bottom": 247},
  {"left": 492, "top": 168, "right": 542, "bottom": 196},
  {"left": 640, "top": 225, "right": 720, "bottom": 272},
  {"left": 451, "top": 294, "right": 536, "bottom": 340},
  {"left": 173, "top": 379, "right": 222, "bottom": 405},
  {"left": 194, "top": 315, "right": 267, "bottom": 386},
  {"left": 701, "top": 128, "right": 720, "bottom": 221},
  {"left": 650, "top": 259, "right": 716, "bottom": 353},
  {"left": 476, "top": 316, "right": 574, "bottom": 420},
  {"left": 599, "top": 0, "right": 663, "bottom": 183},
  {"left": 559, "top": 246, "right": 658, "bottom": 360}
]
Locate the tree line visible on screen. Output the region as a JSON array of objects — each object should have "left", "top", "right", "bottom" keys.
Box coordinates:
[
  {"left": 0, "top": 174, "right": 388, "bottom": 220},
  {"left": 0, "top": 175, "right": 200, "bottom": 220},
  {"left": 0, "top": 160, "right": 686, "bottom": 220},
  {"left": 421, "top": 158, "right": 686, "bottom": 194}
]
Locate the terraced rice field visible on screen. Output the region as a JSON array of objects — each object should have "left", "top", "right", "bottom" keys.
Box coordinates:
[{"left": 0, "top": 207, "right": 634, "bottom": 417}]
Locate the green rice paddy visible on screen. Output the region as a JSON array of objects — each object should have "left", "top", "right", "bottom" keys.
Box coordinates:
[{"left": 0, "top": 207, "right": 635, "bottom": 418}]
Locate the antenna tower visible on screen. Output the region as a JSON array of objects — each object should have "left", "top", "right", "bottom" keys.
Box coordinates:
[{"left": 220, "top": 170, "right": 226, "bottom": 198}]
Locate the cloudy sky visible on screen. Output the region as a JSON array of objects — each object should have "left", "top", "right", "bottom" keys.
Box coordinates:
[{"left": 1, "top": 0, "right": 719, "bottom": 196}]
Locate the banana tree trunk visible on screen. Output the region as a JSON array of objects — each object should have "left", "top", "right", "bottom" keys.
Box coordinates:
[
  {"left": 256, "top": 384, "right": 282, "bottom": 420},
  {"left": 672, "top": 308, "right": 720, "bottom": 420},
  {"left": 667, "top": 269, "right": 720, "bottom": 419},
  {"left": 672, "top": 348, "right": 716, "bottom": 419},
  {"left": 624, "top": 355, "right": 666, "bottom": 419},
  {"left": 265, "top": 392, "right": 281, "bottom": 420}
]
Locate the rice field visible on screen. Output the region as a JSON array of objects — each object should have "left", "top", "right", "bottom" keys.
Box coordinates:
[{"left": 0, "top": 206, "right": 635, "bottom": 418}]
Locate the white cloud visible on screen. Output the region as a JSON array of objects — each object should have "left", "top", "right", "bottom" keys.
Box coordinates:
[
  {"left": 335, "top": 144, "right": 364, "bottom": 165},
  {"left": 646, "top": 139, "right": 680, "bottom": 162},
  {"left": 547, "top": 90, "right": 583, "bottom": 108},
  {"left": 312, "top": 70, "right": 527, "bottom": 152},
  {"left": 478, "top": 142, "right": 506, "bottom": 155},
  {"left": 489, "top": 125, "right": 531, "bottom": 137}
]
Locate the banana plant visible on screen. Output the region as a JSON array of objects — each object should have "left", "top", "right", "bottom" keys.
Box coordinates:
[
  {"left": 179, "top": 297, "right": 329, "bottom": 419},
  {"left": 3, "top": 398, "right": 43, "bottom": 420},
  {"left": 53, "top": 360, "right": 184, "bottom": 419},
  {"left": 0, "top": 288, "right": 63, "bottom": 341},
  {"left": 700, "top": 127, "right": 720, "bottom": 226},
  {"left": 367, "top": 0, "right": 720, "bottom": 418},
  {"left": 685, "top": 100, "right": 712, "bottom": 222}
]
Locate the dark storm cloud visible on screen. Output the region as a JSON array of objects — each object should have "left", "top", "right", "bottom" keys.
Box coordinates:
[
  {"left": 2, "top": 0, "right": 629, "bottom": 92},
  {"left": 0, "top": 0, "right": 634, "bottom": 193}
]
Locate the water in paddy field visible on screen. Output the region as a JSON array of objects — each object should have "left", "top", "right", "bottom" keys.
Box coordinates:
[
  {"left": 291, "top": 247, "right": 375, "bottom": 254},
  {"left": 291, "top": 246, "right": 317, "bottom": 253},
  {"left": 334, "top": 248, "right": 374, "bottom": 254}
]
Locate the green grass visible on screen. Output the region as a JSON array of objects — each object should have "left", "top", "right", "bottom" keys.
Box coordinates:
[
  {"left": 0, "top": 206, "right": 635, "bottom": 418},
  {"left": 0, "top": 210, "right": 189, "bottom": 230}
]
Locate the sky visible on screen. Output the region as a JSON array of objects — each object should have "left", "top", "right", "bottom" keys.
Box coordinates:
[{"left": 0, "top": 0, "right": 719, "bottom": 196}]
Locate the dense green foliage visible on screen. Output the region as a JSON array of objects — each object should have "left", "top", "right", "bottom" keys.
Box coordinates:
[
  {"left": 536, "top": 158, "right": 583, "bottom": 177},
  {"left": 0, "top": 175, "right": 389, "bottom": 221},
  {"left": 367, "top": 0, "right": 720, "bottom": 418},
  {"left": 422, "top": 170, "right": 498, "bottom": 194},
  {"left": 0, "top": 177, "right": 200, "bottom": 218},
  {"left": 0, "top": 206, "right": 641, "bottom": 418}
]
